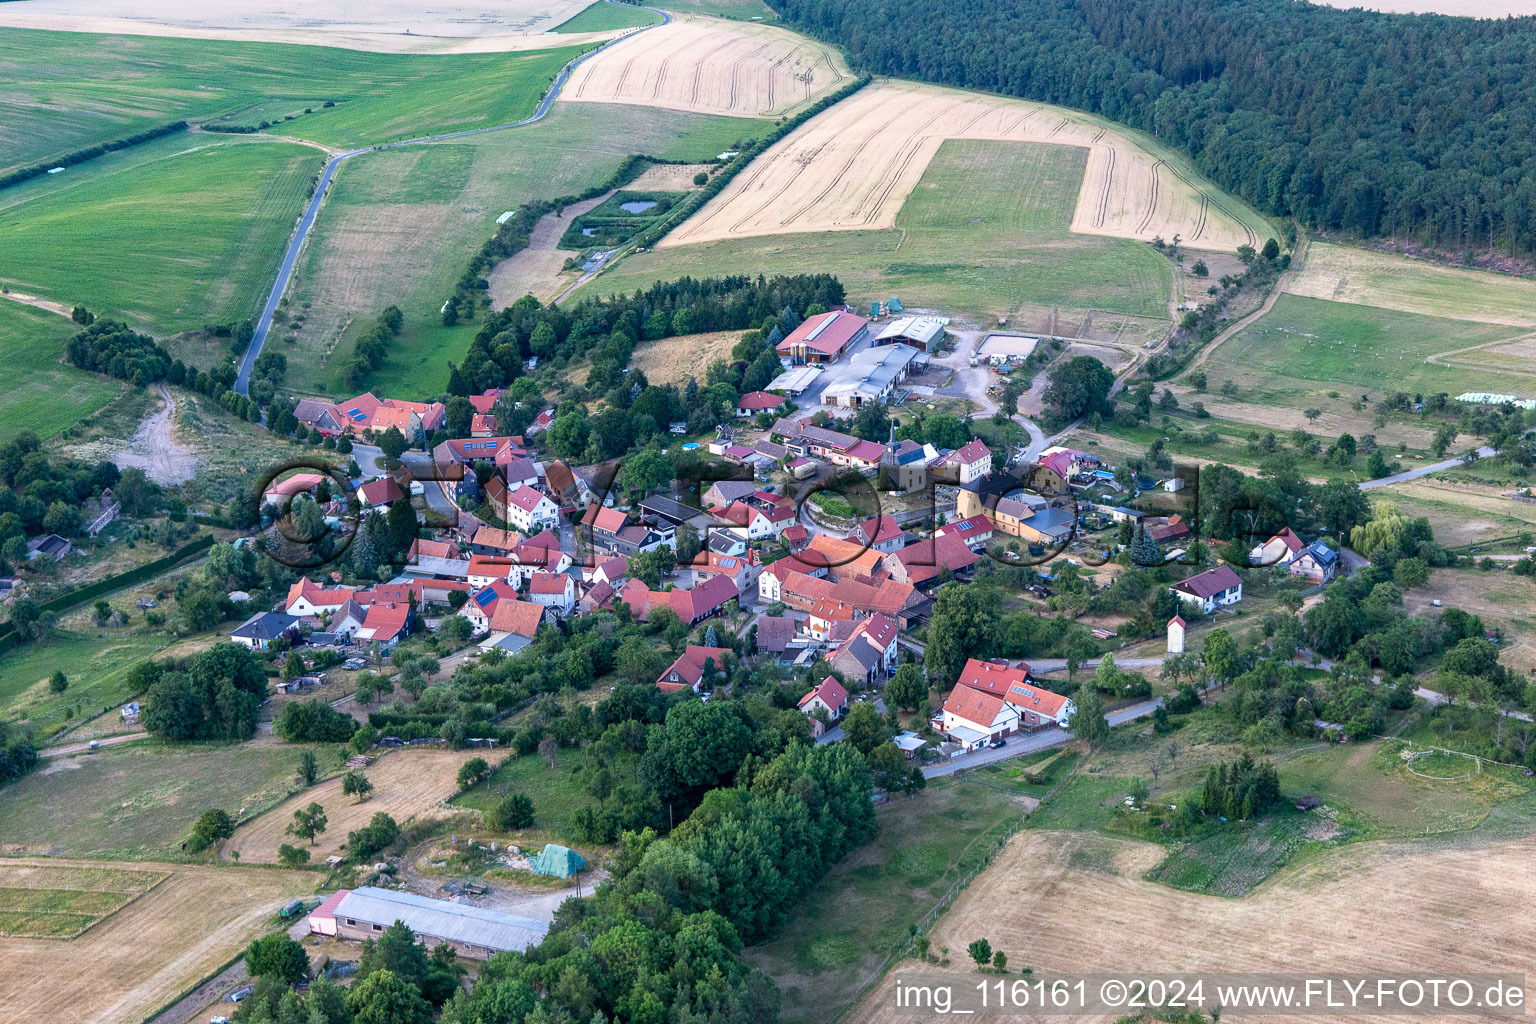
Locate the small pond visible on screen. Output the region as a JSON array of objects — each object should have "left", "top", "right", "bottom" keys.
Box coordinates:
[{"left": 619, "top": 200, "right": 658, "bottom": 213}]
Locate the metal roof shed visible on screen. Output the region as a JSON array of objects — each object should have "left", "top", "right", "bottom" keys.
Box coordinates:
[{"left": 332, "top": 886, "right": 548, "bottom": 953}]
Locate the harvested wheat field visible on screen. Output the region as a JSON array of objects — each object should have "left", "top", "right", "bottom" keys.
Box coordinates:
[
  {"left": 0, "top": 859, "right": 312, "bottom": 1024},
  {"left": 0, "top": 0, "right": 616, "bottom": 52},
  {"left": 228, "top": 748, "right": 485, "bottom": 864},
  {"left": 630, "top": 329, "right": 743, "bottom": 386},
  {"left": 489, "top": 192, "right": 612, "bottom": 306},
  {"left": 1285, "top": 242, "right": 1536, "bottom": 327},
  {"left": 662, "top": 80, "right": 1268, "bottom": 251},
  {"left": 843, "top": 830, "right": 1536, "bottom": 1024},
  {"left": 560, "top": 17, "right": 851, "bottom": 118}
]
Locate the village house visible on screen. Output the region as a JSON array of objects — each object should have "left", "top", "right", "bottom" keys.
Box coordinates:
[
  {"left": 932, "top": 514, "right": 994, "bottom": 549},
  {"left": 827, "top": 613, "right": 899, "bottom": 685},
  {"left": 230, "top": 611, "right": 299, "bottom": 651},
  {"left": 857, "top": 515, "right": 908, "bottom": 554},
  {"left": 798, "top": 676, "right": 849, "bottom": 738},
  {"left": 297, "top": 392, "right": 446, "bottom": 439},
  {"left": 353, "top": 601, "right": 412, "bottom": 648},
  {"left": 736, "top": 391, "right": 788, "bottom": 417},
  {"left": 461, "top": 580, "right": 521, "bottom": 632},
  {"left": 527, "top": 571, "right": 575, "bottom": 617},
  {"left": 702, "top": 480, "right": 756, "bottom": 508},
  {"left": 929, "top": 438, "right": 993, "bottom": 485},
  {"left": 286, "top": 577, "right": 356, "bottom": 618},
  {"left": 497, "top": 485, "right": 560, "bottom": 535},
  {"left": 358, "top": 477, "right": 405, "bottom": 508},
  {"left": 689, "top": 550, "right": 762, "bottom": 594},
  {"left": 754, "top": 615, "right": 799, "bottom": 661},
  {"left": 470, "top": 525, "right": 522, "bottom": 557},
  {"left": 1289, "top": 539, "right": 1340, "bottom": 584},
  {"left": 884, "top": 531, "right": 978, "bottom": 587},
  {"left": 771, "top": 417, "right": 887, "bottom": 470},
  {"left": 1249, "top": 527, "right": 1306, "bottom": 567},
  {"left": 617, "top": 574, "right": 738, "bottom": 625},
  {"left": 656, "top": 645, "right": 733, "bottom": 693},
  {"left": 478, "top": 599, "right": 545, "bottom": 654},
  {"left": 940, "top": 685, "right": 1019, "bottom": 750},
  {"left": 1170, "top": 564, "right": 1244, "bottom": 613},
  {"left": 955, "top": 659, "right": 1075, "bottom": 730},
  {"left": 879, "top": 433, "right": 937, "bottom": 492}
]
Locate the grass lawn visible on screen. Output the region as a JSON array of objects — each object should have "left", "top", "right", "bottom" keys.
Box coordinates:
[
  {"left": 1371, "top": 480, "right": 1536, "bottom": 550},
  {"left": 1144, "top": 812, "right": 1323, "bottom": 897},
  {"left": 0, "top": 740, "right": 328, "bottom": 859},
  {"left": 0, "top": 631, "right": 171, "bottom": 744},
  {"left": 747, "top": 777, "right": 1023, "bottom": 1024},
  {"left": 588, "top": 139, "right": 1173, "bottom": 331},
  {"left": 1204, "top": 293, "right": 1528, "bottom": 403},
  {"left": 0, "top": 301, "right": 121, "bottom": 443},
  {"left": 0, "top": 136, "right": 322, "bottom": 338},
  {"left": 0, "top": 29, "right": 586, "bottom": 171},
  {"left": 551, "top": 1, "right": 663, "bottom": 31},
  {"left": 287, "top": 102, "right": 764, "bottom": 398},
  {"left": 451, "top": 750, "right": 599, "bottom": 837}
]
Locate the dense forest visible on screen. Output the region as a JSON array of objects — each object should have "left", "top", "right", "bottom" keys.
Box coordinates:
[{"left": 768, "top": 0, "right": 1536, "bottom": 252}]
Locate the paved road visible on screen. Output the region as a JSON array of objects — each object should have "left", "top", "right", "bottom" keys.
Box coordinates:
[
  {"left": 235, "top": 2, "right": 671, "bottom": 395},
  {"left": 1359, "top": 448, "right": 1491, "bottom": 490},
  {"left": 1416, "top": 686, "right": 1534, "bottom": 722}
]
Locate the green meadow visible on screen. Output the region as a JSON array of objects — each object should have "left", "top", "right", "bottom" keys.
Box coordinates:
[
  {"left": 0, "top": 631, "right": 170, "bottom": 743},
  {"left": 0, "top": 136, "right": 323, "bottom": 339},
  {"left": 0, "top": 29, "right": 586, "bottom": 171},
  {"left": 586, "top": 139, "right": 1174, "bottom": 326},
  {"left": 552, "top": 1, "right": 664, "bottom": 32},
  {"left": 0, "top": 301, "right": 121, "bottom": 443},
  {"left": 1204, "top": 293, "right": 1527, "bottom": 402},
  {"left": 286, "top": 102, "right": 763, "bottom": 398}
]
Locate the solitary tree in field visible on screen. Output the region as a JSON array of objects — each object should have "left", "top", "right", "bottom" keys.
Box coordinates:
[
  {"left": 277, "top": 842, "right": 310, "bottom": 868},
  {"left": 288, "top": 802, "right": 328, "bottom": 845},
  {"left": 297, "top": 750, "right": 319, "bottom": 787},
  {"left": 539, "top": 735, "right": 560, "bottom": 770},
  {"left": 968, "top": 938, "right": 993, "bottom": 969},
  {"left": 342, "top": 770, "right": 374, "bottom": 803},
  {"left": 457, "top": 757, "right": 490, "bottom": 790},
  {"left": 48, "top": 670, "right": 68, "bottom": 694}
]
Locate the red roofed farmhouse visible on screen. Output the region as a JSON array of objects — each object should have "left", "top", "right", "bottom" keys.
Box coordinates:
[
  {"left": 657, "top": 645, "right": 733, "bottom": 693},
  {"left": 798, "top": 676, "right": 848, "bottom": 737},
  {"left": 776, "top": 310, "right": 869, "bottom": 365}
]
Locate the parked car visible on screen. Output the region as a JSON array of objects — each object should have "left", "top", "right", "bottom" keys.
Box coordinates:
[{"left": 989, "top": 737, "right": 1007, "bottom": 749}]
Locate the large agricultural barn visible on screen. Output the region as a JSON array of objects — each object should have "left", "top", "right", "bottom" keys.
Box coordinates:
[{"left": 309, "top": 886, "right": 548, "bottom": 959}]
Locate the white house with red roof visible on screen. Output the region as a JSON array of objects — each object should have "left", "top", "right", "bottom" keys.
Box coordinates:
[
  {"left": 689, "top": 549, "right": 761, "bottom": 594},
  {"left": 461, "top": 579, "right": 520, "bottom": 632},
  {"left": 940, "top": 685, "right": 1019, "bottom": 749},
  {"left": 1249, "top": 527, "right": 1306, "bottom": 568},
  {"left": 857, "top": 515, "right": 907, "bottom": 554},
  {"left": 527, "top": 571, "right": 575, "bottom": 616},
  {"left": 1170, "top": 564, "right": 1244, "bottom": 614},
  {"left": 500, "top": 486, "right": 559, "bottom": 534},
  {"left": 930, "top": 438, "right": 993, "bottom": 485},
  {"left": 736, "top": 391, "right": 787, "bottom": 417},
  {"left": 358, "top": 477, "right": 405, "bottom": 508},
  {"left": 286, "top": 577, "right": 356, "bottom": 617},
  {"left": 776, "top": 310, "right": 869, "bottom": 365},
  {"left": 588, "top": 555, "right": 629, "bottom": 588},
  {"left": 657, "top": 645, "right": 733, "bottom": 693},
  {"left": 934, "top": 514, "right": 994, "bottom": 549},
  {"left": 798, "top": 676, "right": 849, "bottom": 737}
]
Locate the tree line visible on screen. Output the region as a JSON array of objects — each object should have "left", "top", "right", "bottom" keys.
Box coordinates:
[
  {"left": 0, "top": 121, "right": 187, "bottom": 192},
  {"left": 65, "top": 316, "right": 260, "bottom": 420},
  {"left": 768, "top": 0, "right": 1536, "bottom": 253}
]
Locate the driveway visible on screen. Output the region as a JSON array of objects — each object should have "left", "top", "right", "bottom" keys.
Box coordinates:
[
  {"left": 39, "top": 731, "right": 148, "bottom": 758},
  {"left": 923, "top": 693, "right": 1166, "bottom": 777}
]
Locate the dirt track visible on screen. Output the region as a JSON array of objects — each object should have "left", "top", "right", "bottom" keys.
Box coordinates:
[
  {"left": 108, "top": 384, "right": 199, "bottom": 486},
  {"left": 488, "top": 192, "right": 612, "bottom": 307},
  {"left": 843, "top": 829, "right": 1536, "bottom": 1024},
  {"left": 661, "top": 79, "right": 1267, "bottom": 251},
  {"left": 560, "top": 16, "right": 850, "bottom": 118}
]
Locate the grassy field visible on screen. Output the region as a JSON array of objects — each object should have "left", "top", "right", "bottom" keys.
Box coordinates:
[
  {"left": 1286, "top": 241, "right": 1536, "bottom": 327},
  {"left": 0, "top": 859, "right": 315, "bottom": 1024},
  {"left": 287, "top": 102, "right": 763, "bottom": 397},
  {"left": 587, "top": 139, "right": 1173, "bottom": 331},
  {"left": 0, "top": 135, "right": 323, "bottom": 338},
  {"left": 1204, "top": 293, "right": 1529, "bottom": 404},
  {"left": 0, "top": 631, "right": 171, "bottom": 744},
  {"left": 0, "top": 741, "right": 329, "bottom": 859},
  {"left": 551, "top": 0, "right": 662, "bottom": 31},
  {"left": 451, "top": 750, "right": 596, "bottom": 832},
  {"left": 0, "top": 29, "right": 585, "bottom": 171},
  {"left": 0, "top": 301, "right": 121, "bottom": 443},
  {"left": 1372, "top": 479, "right": 1536, "bottom": 549},
  {"left": 746, "top": 777, "right": 1023, "bottom": 1024},
  {"left": 648, "top": 0, "right": 777, "bottom": 16}
]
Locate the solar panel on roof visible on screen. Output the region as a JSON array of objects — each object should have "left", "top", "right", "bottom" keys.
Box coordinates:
[{"left": 349, "top": 409, "right": 367, "bottom": 420}]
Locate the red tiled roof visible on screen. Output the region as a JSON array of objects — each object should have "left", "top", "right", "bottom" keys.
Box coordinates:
[
  {"left": 358, "top": 601, "right": 410, "bottom": 643},
  {"left": 657, "top": 644, "right": 733, "bottom": 692},
  {"left": 777, "top": 311, "right": 868, "bottom": 357},
  {"left": 860, "top": 515, "right": 906, "bottom": 546},
  {"left": 488, "top": 599, "right": 544, "bottom": 637},
  {"left": 737, "top": 391, "right": 787, "bottom": 411},
  {"left": 943, "top": 684, "right": 1009, "bottom": 730},
  {"left": 359, "top": 477, "right": 404, "bottom": 505},
  {"left": 472, "top": 525, "right": 522, "bottom": 551},
  {"left": 1173, "top": 564, "right": 1243, "bottom": 599},
  {"left": 409, "top": 538, "right": 456, "bottom": 561},
  {"left": 505, "top": 487, "right": 554, "bottom": 513},
  {"left": 589, "top": 507, "right": 629, "bottom": 534},
  {"left": 798, "top": 675, "right": 848, "bottom": 712},
  {"left": 529, "top": 572, "right": 570, "bottom": 596}
]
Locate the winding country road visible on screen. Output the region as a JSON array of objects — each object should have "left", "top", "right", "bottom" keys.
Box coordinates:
[{"left": 235, "top": 2, "right": 671, "bottom": 395}]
